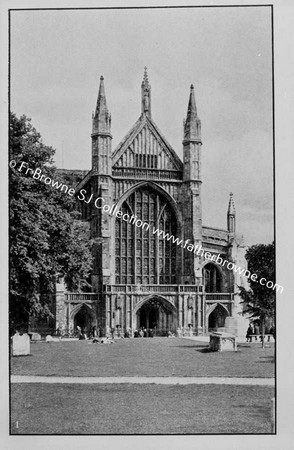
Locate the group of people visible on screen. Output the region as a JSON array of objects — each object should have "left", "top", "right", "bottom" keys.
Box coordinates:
[
  {"left": 133, "top": 328, "right": 154, "bottom": 338},
  {"left": 76, "top": 326, "right": 89, "bottom": 340},
  {"left": 92, "top": 336, "right": 115, "bottom": 344},
  {"left": 76, "top": 325, "right": 101, "bottom": 340},
  {"left": 75, "top": 325, "right": 190, "bottom": 340},
  {"left": 246, "top": 322, "right": 276, "bottom": 342},
  {"left": 167, "top": 330, "right": 175, "bottom": 338}
]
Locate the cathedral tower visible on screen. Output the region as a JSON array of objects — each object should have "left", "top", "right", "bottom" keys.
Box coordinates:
[
  {"left": 182, "top": 84, "right": 203, "bottom": 283},
  {"left": 92, "top": 76, "right": 112, "bottom": 174},
  {"left": 90, "top": 76, "right": 113, "bottom": 295},
  {"left": 183, "top": 84, "right": 202, "bottom": 181}
]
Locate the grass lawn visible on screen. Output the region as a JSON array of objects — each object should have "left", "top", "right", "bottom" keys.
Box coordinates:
[
  {"left": 10, "top": 383, "right": 274, "bottom": 434},
  {"left": 11, "top": 337, "right": 275, "bottom": 378}
]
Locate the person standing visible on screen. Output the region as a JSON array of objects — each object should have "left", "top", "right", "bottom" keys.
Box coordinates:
[
  {"left": 254, "top": 323, "right": 260, "bottom": 341},
  {"left": 246, "top": 324, "right": 253, "bottom": 342},
  {"left": 111, "top": 327, "right": 115, "bottom": 340}
]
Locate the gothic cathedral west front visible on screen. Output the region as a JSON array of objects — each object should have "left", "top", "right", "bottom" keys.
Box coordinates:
[{"left": 56, "top": 69, "right": 249, "bottom": 338}]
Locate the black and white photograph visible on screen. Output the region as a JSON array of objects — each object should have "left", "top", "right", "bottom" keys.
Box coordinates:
[{"left": 3, "top": 0, "right": 294, "bottom": 446}]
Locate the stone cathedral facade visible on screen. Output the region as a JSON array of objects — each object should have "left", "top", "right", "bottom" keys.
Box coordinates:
[{"left": 55, "top": 69, "right": 248, "bottom": 337}]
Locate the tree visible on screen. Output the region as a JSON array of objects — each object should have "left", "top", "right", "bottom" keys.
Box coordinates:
[
  {"left": 239, "top": 243, "right": 275, "bottom": 347},
  {"left": 9, "top": 113, "right": 93, "bottom": 332}
]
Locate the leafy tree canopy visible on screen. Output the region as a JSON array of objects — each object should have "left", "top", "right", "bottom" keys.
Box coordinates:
[
  {"left": 239, "top": 242, "right": 275, "bottom": 340},
  {"left": 10, "top": 113, "right": 93, "bottom": 331}
]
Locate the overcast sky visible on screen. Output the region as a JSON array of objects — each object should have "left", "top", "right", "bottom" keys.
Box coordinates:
[{"left": 10, "top": 6, "right": 273, "bottom": 246}]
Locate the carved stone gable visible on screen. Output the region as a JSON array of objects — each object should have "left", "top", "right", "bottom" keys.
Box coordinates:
[{"left": 112, "top": 116, "right": 183, "bottom": 173}]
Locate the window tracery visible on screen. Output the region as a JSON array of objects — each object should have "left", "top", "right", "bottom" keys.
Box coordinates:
[{"left": 115, "top": 188, "right": 177, "bottom": 284}]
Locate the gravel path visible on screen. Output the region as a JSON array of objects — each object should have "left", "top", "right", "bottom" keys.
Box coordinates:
[{"left": 11, "top": 375, "right": 274, "bottom": 385}]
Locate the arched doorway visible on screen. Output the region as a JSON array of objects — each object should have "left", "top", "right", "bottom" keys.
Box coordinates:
[
  {"left": 208, "top": 303, "right": 228, "bottom": 331},
  {"left": 136, "top": 297, "right": 176, "bottom": 336},
  {"left": 73, "top": 304, "right": 96, "bottom": 336}
]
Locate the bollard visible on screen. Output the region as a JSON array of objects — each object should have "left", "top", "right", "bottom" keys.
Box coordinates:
[{"left": 271, "top": 397, "right": 276, "bottom": 433}]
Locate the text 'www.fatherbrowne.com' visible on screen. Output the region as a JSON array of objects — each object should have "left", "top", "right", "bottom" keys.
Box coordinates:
[{"left": 10, "top": 159, "right": 282, "bottom": 294}]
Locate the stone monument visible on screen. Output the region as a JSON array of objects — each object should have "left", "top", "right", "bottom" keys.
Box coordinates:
[
  {"left": 209, "top": 332, "right": 237, "bottom": 352},
  {"left": 12, "top": 332, "right": 30, "bottom": 356}
]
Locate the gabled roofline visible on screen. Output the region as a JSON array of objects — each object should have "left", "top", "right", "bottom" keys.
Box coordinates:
[
  {"left": 147, "top": 115, "right": 183, "bottom": 171},
  {"left": 111, "top": 116, "right": 145, "bottom": 162},
  {"left": 111, "top": 114, "right": 183, "bottom": 171}
]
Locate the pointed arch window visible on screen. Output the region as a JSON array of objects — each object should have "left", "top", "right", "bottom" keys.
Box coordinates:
[
  {"left": 115, "top": 188, "right": 177, "bottom": 285},
  {"left": 203, "top": 263, "right": 222, "bottom": 293}
]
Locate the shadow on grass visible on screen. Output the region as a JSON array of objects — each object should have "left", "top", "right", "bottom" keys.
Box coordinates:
[
  {"left": 196, "top": 348, "right": 211, "bottom": 353},
  {"left": 196, "top": 348, "right": 245, "bottom": 354},
  {"left": 171, "top": 345, "right": 208, "bottom": 349}
]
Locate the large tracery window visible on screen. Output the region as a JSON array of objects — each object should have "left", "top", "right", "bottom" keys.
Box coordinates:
[{"left": 115, "top": 188, "right": 177, "bottom": 285}]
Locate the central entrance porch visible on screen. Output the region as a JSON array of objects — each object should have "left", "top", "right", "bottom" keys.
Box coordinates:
[
  {"left": 134, "top": 296, "right": 177, "bottom": 336},
  {"left": 72, "top": 303, "right": 97, "bottom": 336}
]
